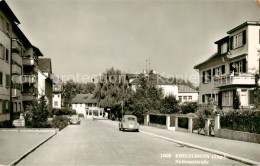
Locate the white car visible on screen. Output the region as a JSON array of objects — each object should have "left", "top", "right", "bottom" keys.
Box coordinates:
[{"left": 119, "top": 115, "right": 139, "bottom": 132}]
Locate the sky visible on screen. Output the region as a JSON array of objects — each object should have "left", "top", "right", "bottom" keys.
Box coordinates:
[{"left": 5, "top": 0, "right": 260, "bottom": 85}]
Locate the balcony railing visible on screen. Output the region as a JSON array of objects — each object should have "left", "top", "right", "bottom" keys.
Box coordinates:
[
  {"left": 12, "top": 89, "right": 21, "bottom": 98},
  {"left": 22, "top": 57, "right": 35, "bottom": 66},
  {"left": 214, "top": 73, "right": 255, "bottom": 88},
  {"left": 12, "top": 64, "right": 22, "bottom": 75},
  {"left": 23, "top": 75, "right": 36, "bottom": 84},
  {"left": 12, "top": 53, "right": 22, "bottom": 64},
  {"left": 12, "top": 39, "right": 22, "bottom": 53}
]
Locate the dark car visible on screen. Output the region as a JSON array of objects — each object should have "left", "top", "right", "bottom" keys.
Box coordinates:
[{"left": 119, "top": 115, "right": 139, "bottom": 132}]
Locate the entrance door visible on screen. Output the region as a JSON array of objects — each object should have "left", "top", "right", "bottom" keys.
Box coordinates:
[{"left": 240, "top": 89, "right": 247, "bottom": 106}]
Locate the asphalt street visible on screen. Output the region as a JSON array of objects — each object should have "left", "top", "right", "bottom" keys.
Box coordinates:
[{"left": 18, "top": 119, "right": 245, "bottom": 166}]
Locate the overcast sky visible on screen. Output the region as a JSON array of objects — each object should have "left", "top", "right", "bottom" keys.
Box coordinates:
[{"left": 6, "top": 0, "right": 260, "bottom": 84}]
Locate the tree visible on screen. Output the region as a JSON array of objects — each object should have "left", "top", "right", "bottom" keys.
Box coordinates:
[
  {"left": 62, "top": 80, "right": 96, "bottom": 107},
  {"left": 160, "top": 95, "right": 180, "bottom": 114},
  {"left": 94, "top": 67, "right": 129, "bottom": 119},
  {"left": 125, "top": 76, "right": 164, "bottom": 123},
  {"left": 24, "top": 96, "right": 49, "bottom": 127}
]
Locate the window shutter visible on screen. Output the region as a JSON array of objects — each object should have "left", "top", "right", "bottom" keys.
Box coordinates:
[
  {"left": 2, "top": 45, "right": 5, "bottom": 59},
  {"left": 242, "top": 59, "right": 247, "bottom": 73},
  {"left": 202, "top": 71, "right": 205, "bottom": 83},
  {"left": 0, "top": 72, "right": 2, "bottom": 85},
  {"left": 218, "top": 44, "right": 221, "bottom": 55},
  {"left": 213, "top": 68, "right": 215, "bottom": 76},
  {"left": 5, "top": 49, "right": 8, "bottom": 62},
  {"left": 209, "top": 69, "right": 212, "bottom": 82},
  {"left": 218, "top": 92, "right": 222, "bottom": 109},
  {"left": 243, "top": 30, "right": 246, "bottom": 45},
  {"left": 202, "top": 95, "right": 205, "bottom": 103},
  {"left": 229, "top": 36, "right": 233, "bottom": 50},
  {"left": 221, "top": 65, "right": 225, "bottom": 74}
]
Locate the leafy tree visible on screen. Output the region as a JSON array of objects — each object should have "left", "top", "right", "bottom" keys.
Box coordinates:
[
  {"left": 94, "top": 67, "right": 129, "bottom": 119},
  {"left": 24, "top": 96, "right": 49, "bottom": 127},
  {"left": 160, "top": 95, "right": 180, "bottom": 114},
  {"left": 62, "top": 80, "right": 96, "bottom": 107},
  {"left": 125, "top": 76, "right": 163, "bottom": 123}
]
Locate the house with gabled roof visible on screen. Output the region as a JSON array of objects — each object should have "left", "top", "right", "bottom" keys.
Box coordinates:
[
  {"left": 71, "top": 94, "right": 104, "bottom": 118},
  {"left": 194, "top": 21, "right": 260, "bottom": 109}
]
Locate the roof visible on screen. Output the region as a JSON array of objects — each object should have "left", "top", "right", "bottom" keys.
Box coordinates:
[
  {"left": 130, "top": 73, "right": 175, "bottom": 85},
  {"left": 194, "top": 52, "right": 218, "bottom": 69},
  {"left": 0, "top": 1, "right": 20, "bottom": 24},
  {"left": 12, "top": 23, "right": 32, "bottom": 48},
  {"left": 71, "top": 94, "right": 97, "bottom": 104},
  {"left": 214, "top": 36, "right": 229, "bottom": 44},
  {"left": 227, "top": 21, "right": 260, "bottom": 34},
  {"left": 33, "top": 46, "right": 44, "bottom": 57},
  {"left": 178, "top": 85, "right": 198, "bottom": 93},
  {"left": 38, "top": 58, "right": 52, "bottom": 74}
]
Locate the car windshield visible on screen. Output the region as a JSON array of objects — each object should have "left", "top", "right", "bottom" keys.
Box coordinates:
[{"left": 127, "top": 117, "right": 135, "bottom": 121}]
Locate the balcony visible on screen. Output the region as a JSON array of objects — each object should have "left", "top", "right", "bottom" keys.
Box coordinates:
[
  {"left": 22, "top": 89, "right": 37, "bottom": 101},
  {"left": 12, "top": 53, "right": 22, "bottom": 64},
  {"left": 12, "top": 39, "right": 22, "bottom": 53},
  {"left": 214, "top": 73, "right": 255, "bottom": 88},
  {"left": 12, "top": 64, "right": 22, "bottom": 75},
  {"left": 12, "top": 89, "right": 21, "bottom": 98},
  {"left": 23, "top": 75, "right": 36, "bottom": 84},
  {"left": 22, "top": 57, "right": 35, "bottom": 66}
]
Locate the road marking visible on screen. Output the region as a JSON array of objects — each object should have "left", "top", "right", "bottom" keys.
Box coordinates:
[{"left": 101, "top": 120, "right": 260, "bottom": 166}]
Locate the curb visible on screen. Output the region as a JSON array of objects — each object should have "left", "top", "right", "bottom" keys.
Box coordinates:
[
  {"left": 140, "top": 131, "right": 260, "bottom": 166},
  {"left": 102, "top": 120, "right": 260, "bottom": 165},
  {"left": 9, "top": 132, "right": 57, "bottom": 166}
]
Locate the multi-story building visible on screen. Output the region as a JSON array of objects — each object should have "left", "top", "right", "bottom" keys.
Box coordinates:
[
  {"left": 194, "top": 21, "right": 260, "bottom": 109},
  {"left": 52, "top": 79, "right": 63, "bottom": 109},
  {"left": 0, "top": 1, "right": 20, "bottom": 121},
  {"left": 38, "top": 58, "right": 53, "bottom": 112}
]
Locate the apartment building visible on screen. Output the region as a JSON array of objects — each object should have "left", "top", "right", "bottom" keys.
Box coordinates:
[
  {"left": 38, "top": 58, "right": 53, "bottom": 112},
  {"left": 53, "top": 79, "right": 63, "bottom": 109},
  {"left": 0, "top": 1, "right": 20, "bottom": 121},
  {"left": 194, "top": 21, "right": 260, "bottom": 109}
]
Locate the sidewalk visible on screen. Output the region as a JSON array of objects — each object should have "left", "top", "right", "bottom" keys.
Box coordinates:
[
  {"left": 102, "top": 119, "right": 260, "bottom": 163},
  {"left": 0, "top": 129, "right": 56, "bottom": 165}
]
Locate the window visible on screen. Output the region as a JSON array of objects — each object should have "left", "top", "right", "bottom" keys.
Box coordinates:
[
  {"left": 249, "top": 90, "right": 254, "bottom": 105},
  {"left": 178, "top": 96, "right": 182, "bottom": 102},
  {"left": 202, "top": 95, "right": 205, "bottom": 103},
  {"left": 203, "top": 69, "right": 211, "bottom": 83},
  {"left": 5, "top": 49, "right": 9, "bottom": 62},
  {"left": 5, "top": 74, "right": 10, "bottom": 88},
  {"left": 230, "top": 59, "right": 247, "bottom": 74},
  {"left": 188, "top": 96, "right": 192, "bottom": 101},
  {"left": 233, "top": 33, "right": 243, "bottom": 48},
  {"left": 54, "top": 101, "right": 58, "bottom": 106},
  {"left": 0, "top": 44, "right": 4, "bottom": 59},
  {"left": 183, "top": 96, "right": 187, "bottom": 102},
  {"left": 0, "top": 72, "right": 2, "bottom": 86},
  {"left": 221, "top": 42, "right": 228, "bottom": 54},
  {"left": 222, "top": 91, "right": 233, "bottom": 106}
]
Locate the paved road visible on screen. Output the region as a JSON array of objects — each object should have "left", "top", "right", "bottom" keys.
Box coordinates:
[{"left": 18, "top": 119, "right": 245, "bottom": 166}]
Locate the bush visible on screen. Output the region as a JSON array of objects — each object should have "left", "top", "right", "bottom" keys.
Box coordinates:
[
  {"left": 160, "top": 95, "right": 180, "bottom": 114},
  {"left": 150, "top": 115, "right": 166, "bottom": 125},
  {"left": 180, "top": 102, "right": 198, "bottom": 114},
  {"left": 52, "top": 116, "right": 70, "bottom": 130},
  {"left": 178, "top": 117, "right": 188, "bottom": 129},
  {"left": 52, "top": 107, "right": 76, "bottom": 116},
  {"left": 24, "top": 96, "right": 49, "bottom": 128},
  {"left": 0, "top": 120, "right": 14, "bottom": 128},
  {"left": 220, "top": 109, "right": 260, "bottom": 134}
]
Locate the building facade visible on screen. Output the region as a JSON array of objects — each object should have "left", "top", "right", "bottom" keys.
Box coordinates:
[
  {"left": 194, "top": 21, "right": 260, "bottom": 109},
  {"left": 71, "top": 94, "right": 104, "bottom": 118},
  {"left": 52, "top": 79, "right": 63, "bottom": 109},
  {"left": 0, "top": 1, "right": 20, "bottom": 121},
  {"left": 177, "top": 85, "right": 199, "bottom": 103}
]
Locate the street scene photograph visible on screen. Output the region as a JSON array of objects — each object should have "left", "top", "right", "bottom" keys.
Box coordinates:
[{"left": 0, "top": 0, "right": 260, "bottom": 165}]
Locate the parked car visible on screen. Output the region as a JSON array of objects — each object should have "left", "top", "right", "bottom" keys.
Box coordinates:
[
  {"left": 70, "top": 115, "right": 81, "bottom": 125},
  {"left": 119, "top": 115, "right": 139, "bottom": 132}
]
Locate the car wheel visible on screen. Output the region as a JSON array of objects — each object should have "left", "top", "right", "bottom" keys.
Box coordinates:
[{"left": 136, "top": 129, "right": 139, "bottom": 132}]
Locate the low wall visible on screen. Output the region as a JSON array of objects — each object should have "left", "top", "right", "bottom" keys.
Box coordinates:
[
  {"left": 0, "top": 128, "right": 59, "bottom": 133},
  {"left": 149, "top": 123, "right": 167, "bottom": 129},
  {"left": 216, "top": 129, "right": 260, "bottom": 144},
  {"left": 176, "top": 127, "right": 189, "bottom": 133},
  {"left": 0, "top": 114, "right": 10, "bottom": 122}
]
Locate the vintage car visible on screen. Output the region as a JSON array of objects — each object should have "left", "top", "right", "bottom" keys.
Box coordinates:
[
  {"left": 119, "top": 115, "right": 139, "bottom": 132},
  {"left": 70, "top": 115, "right": 81, "bottom": 125}
]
